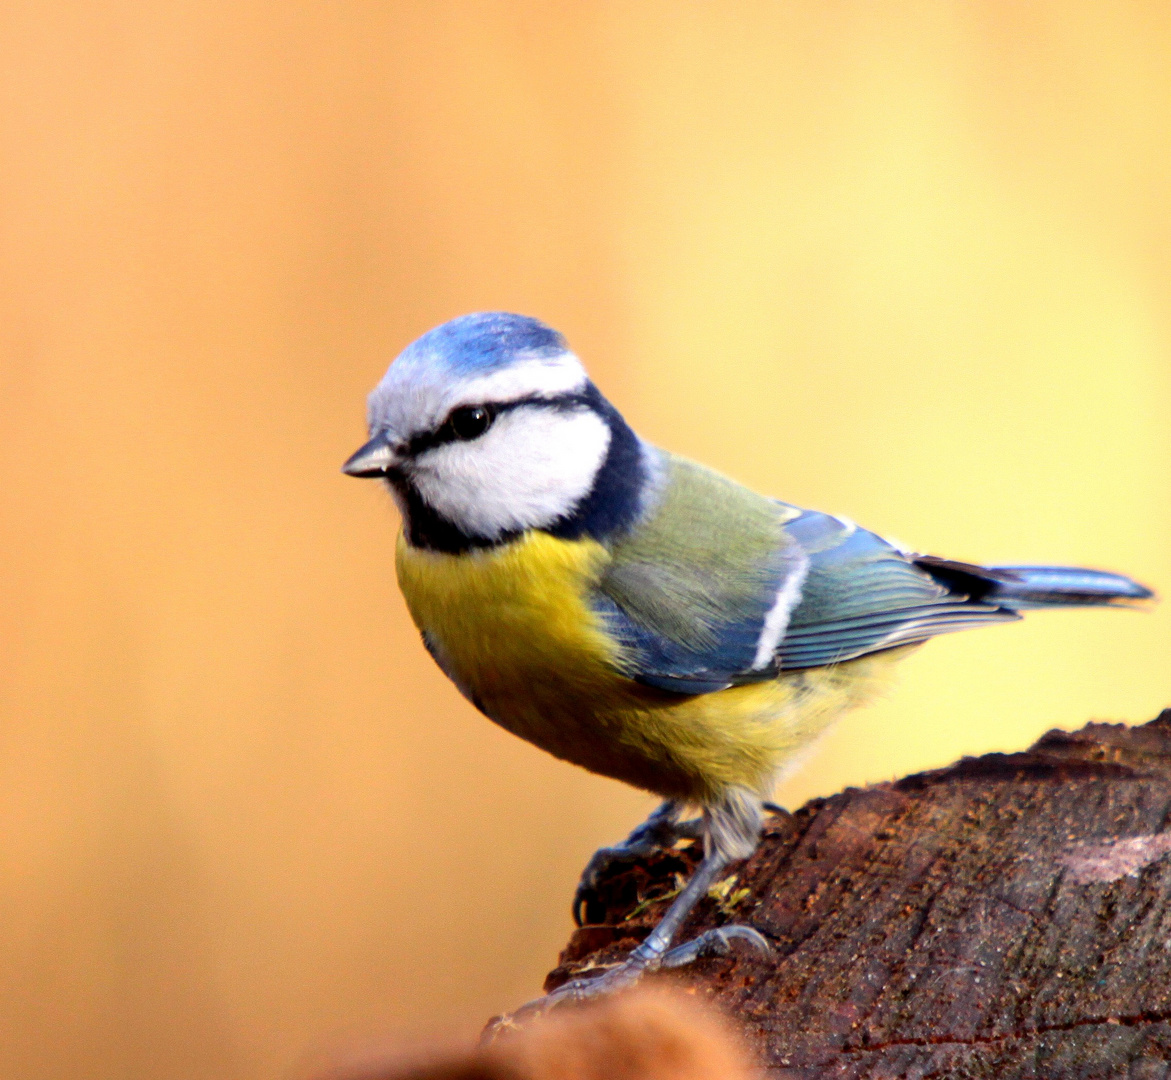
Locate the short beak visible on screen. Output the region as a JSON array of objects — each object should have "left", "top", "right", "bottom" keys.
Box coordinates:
[{"left": 341, "top": 432, "right": 398, "bottom": 477}]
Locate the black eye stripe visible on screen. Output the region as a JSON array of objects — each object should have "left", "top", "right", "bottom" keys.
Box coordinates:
[{"left": 402, "top": 392, "right": 592, "bottom": 457}]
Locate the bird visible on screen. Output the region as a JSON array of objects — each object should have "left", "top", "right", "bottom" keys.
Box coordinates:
[{"left": 343, "top": 311, "right": 1154, "bottom": 1013}]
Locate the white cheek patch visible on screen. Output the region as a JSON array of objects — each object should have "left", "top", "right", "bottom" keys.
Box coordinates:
[{"left": 409, "top": 406, "right": 612, "bottom": 539}]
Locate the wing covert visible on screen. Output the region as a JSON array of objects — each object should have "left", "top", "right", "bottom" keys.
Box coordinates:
[
  {"left": 588, "top": 462, "right": 1021, "bottom": 691},
  {"left": 777, "top": 508, "right": 1018, "bottom": 669},
  {"left": 592, "top": 455, "right": 808, "bottom": 694}
]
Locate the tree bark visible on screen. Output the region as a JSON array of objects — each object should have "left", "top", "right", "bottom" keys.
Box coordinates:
[{"left": 546, "top": 711, "right": 1171, "bottom": 1078}]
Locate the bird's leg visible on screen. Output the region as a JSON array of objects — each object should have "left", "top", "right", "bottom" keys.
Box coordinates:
[
  {"left": 510, "top": 791, "right": 771, "bottom": 1025},
  {"left": 573, "top": 799, "right": 702, "bottom": 926}
]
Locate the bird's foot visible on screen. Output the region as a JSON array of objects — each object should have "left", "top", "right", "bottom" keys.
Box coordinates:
[
  {"left": 482, "top": 957, "right": 645, "bottom": 1038},
  {"left": 659, "top": 924, "right": 772, "bottom": 967},
  {"left": 486, "top": 923, "right": 771, "bottom": 1037},
  {"left": 573, "top": 805, "right": 702, "bottom": 926}
]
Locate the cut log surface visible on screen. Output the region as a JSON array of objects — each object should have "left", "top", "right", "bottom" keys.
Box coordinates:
[{"left": 547, "top": 712, "right": 1171, "bottom": 1079}]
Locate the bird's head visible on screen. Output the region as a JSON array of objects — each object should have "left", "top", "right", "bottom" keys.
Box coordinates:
[{"left": 343, "top": 313, "right": 650, "bottom": 552}]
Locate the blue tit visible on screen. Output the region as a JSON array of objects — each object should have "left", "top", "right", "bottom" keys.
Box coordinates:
[{"left": 343, "top": 311, "right": 1154, "bottom": 1010}]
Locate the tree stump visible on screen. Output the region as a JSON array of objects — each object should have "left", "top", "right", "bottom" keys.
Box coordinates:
[{"left": 547, "top": 711, "right": 1171, "bottom": 1078}]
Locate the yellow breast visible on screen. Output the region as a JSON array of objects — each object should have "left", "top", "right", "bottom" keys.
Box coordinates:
[{"left": 395, "top": 529, "right": 907, "bottom": 803}]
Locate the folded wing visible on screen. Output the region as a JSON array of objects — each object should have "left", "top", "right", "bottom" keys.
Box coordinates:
[
  {"left": 590, "top": 454, "right": 1152, "bottom": 692},
  {"left": 777, "top": 510, "right": 1019, "bottom": 670}
]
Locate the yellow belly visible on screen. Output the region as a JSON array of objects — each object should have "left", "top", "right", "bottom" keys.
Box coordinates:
[{"left": 395, "top": 529, "right": 908, "bottom": 804}]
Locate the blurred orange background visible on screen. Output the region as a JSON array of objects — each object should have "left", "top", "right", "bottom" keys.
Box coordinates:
[{"left": 1, "top": 3, "right": 1169, "bottom": 1078}]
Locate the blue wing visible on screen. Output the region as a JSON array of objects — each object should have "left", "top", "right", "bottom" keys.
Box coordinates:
[
  {"left": 592, "top": 547, "right": 802, "bottom": 694},
  {"left": 777, "top": 508, "right": 1018, "bottom": 669},
  {"left": 589, "top": 456, "right": 1150, "bottom": 693},
  {"left": 593, "top": 468, "right": 1015, "bottom": 691},
  {"left": 591, "top": 455, "right": 808, "bottom": 694}
]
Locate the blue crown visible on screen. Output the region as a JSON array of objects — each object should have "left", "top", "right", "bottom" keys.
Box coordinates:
[{"left": 399, "top": 312, "right": 568, "bottom": 376}]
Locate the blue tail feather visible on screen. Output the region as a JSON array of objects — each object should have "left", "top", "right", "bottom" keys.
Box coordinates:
[
  {"left": 983, "top": 565, "right": 1155, "bottom": 609},
  {"left": 914, "top": 555, "right": 1154, "bottom": 610}
]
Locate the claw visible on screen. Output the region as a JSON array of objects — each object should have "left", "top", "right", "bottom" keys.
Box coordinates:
[
  {"left": 572, "top": 801, "right": 696, "bottom": 926},
  {"left": 486, "top": 959, "right": 641, "bottom": 1037},
  {"left": 659, "top": 924, "right": 772, "bottom": 968},
  {"left": 573, "top": 845, "right": 624, "bottom": 927}
]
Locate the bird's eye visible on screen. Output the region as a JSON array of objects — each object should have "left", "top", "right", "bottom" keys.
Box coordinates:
[{"left": 447, "top": 404, "right": 494, "bottom": 441}]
